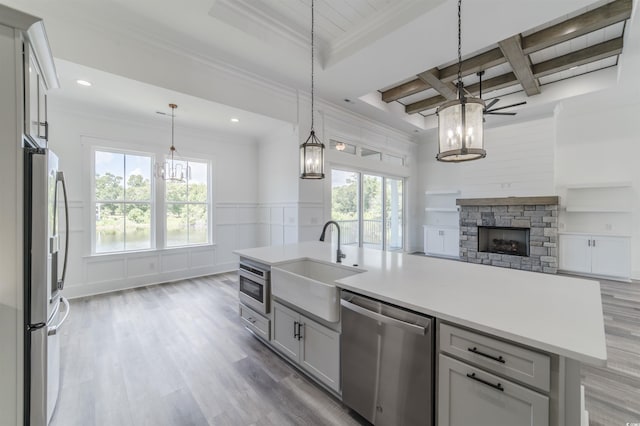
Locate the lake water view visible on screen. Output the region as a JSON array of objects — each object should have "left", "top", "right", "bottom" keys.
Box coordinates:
[{"left": 96, "top": 228, "right": 208, "bottom": 252}]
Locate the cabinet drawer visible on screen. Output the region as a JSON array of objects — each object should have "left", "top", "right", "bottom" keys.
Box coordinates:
[
  {"left": 438, "top": 354, "right": 549, "bottom": 426},
  {"left": 240, "top": 304, "right": 270, "bottom": 341},
  {"left": 439, "top": 323, "right": 550, "bottom": 392}
]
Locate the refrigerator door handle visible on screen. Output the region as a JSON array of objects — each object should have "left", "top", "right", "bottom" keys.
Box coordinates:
[
  {"left": 57, "top": 171, "right": 69, "bottom": 290},
  {"left": 48, "top": 297, "right": 70, "bottom": 336}
]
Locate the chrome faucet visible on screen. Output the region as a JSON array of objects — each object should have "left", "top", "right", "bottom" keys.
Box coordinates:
[{"left": 319, "top": 221, "right": 346, "bottom": 263}]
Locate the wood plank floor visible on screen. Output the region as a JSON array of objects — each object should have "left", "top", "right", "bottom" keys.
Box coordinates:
[
  {"left": 51, "top": 273, "right": 640, "bottom": 426},
  {"left": 580, "top": 277, "right": 640, "bottom": 426},
  {"left": 50, "top": 273, "right": 366, "bottom": 426}
]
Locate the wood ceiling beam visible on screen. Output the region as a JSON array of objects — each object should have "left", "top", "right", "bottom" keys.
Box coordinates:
[
  {"left": 465, "top": 72, "right": 518, "bottom": 97},
  {"left": 417, "top": 68, "right": 458, "bottom": 100},
  {"left": 381, "top": 79, "right": 430, "bottom": 103},
  {"left": 439, "top": 48, "right": 506, "bottom": 82},
  {"left": 405, "top": 95, "right": 447, "bottom": 115},
  {"left": 532, "top": 37, "right": 623, "bottom": 78},
  {"left": 498, "top": 35, "right": 540, "bottom": 96},
  {"left": 405, "top": 72, "right": 518, "bottom": 114},
  {"left": 521, "top": 0, "right": 632, "bottom": 54},
  {"left": 382, "top": 48, "right": 505, "bottom": 103}
]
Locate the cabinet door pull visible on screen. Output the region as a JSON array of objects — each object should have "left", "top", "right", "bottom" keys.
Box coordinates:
[
  {"left": 467, "top": 346, "right": 506, "bottom": 364},
  {"left": 293, "top": 321, "right": 299, "bottom": 339},
  {"left": 466, "top": 372, "right": 504, "bottom": 392},
  {"left": 588, "top": 239, "right": 591, "bottom": 247},
  {"left": 296, "top": 322, "right": 303, "bottom": 340},
  {"left": 592, "top": 239, "right": 596, "bottom": 247}
]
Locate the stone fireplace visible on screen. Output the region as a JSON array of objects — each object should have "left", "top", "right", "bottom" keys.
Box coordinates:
[{"left": 457, "top": 196, "right": 559, "bottom": 273}]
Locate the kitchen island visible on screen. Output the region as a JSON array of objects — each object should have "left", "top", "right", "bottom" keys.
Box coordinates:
[{"left": 234, "top": 241, "right": 606, "bottom": 426}]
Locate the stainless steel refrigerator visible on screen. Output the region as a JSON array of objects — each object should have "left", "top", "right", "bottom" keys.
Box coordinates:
[{"left": 24, "top": 144, "right": 70, "bottom": 425}]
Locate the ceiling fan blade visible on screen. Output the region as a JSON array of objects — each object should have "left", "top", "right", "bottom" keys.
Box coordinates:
[
  {"left": 486, "top": 101, "right": 527, "bottom": 113},
  {"left": 487, "top": 112, "right": 517, "bottom": 116},
  {"left": 484, "top": 99, "right": 499, "bottom": 110}
]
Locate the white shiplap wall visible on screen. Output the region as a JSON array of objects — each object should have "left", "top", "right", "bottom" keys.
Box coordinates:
[{"left": 420, "top": 117, "right": 555, "bottom": 199}]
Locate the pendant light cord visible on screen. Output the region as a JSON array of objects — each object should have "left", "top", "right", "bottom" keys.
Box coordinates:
[
  {"left": 310, "top": 0, "right": 315, "bottom": 132},
  {"left": 457, "top": 0, "right": 462, "bottom": 99}
]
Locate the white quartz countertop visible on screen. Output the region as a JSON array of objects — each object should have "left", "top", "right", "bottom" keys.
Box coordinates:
[{"left": 234, "top": 241, "right": 607, "bottom": 366}]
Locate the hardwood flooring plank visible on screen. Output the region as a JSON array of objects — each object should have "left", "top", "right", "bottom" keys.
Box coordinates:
[{"left": 50, "top": 272, "right": 640, "bottom": 426}]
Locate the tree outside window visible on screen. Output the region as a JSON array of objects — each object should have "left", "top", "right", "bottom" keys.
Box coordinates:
[{"left": 94, "top": 151, "right": 152, "bottom": 253}]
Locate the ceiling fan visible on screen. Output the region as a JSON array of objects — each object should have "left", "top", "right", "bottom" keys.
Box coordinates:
[{"left": 476, "top": 71, "right": 526, "bottom": 120}]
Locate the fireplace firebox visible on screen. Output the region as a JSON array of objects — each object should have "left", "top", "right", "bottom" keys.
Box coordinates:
[{"left": 478, "top": 226, "right": 530, "bottom": 257}]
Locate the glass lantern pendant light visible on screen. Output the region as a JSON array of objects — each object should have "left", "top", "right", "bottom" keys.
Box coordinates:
[
  {"left": 157, "top": 103, "right": 188, "bottom": 182},
  {"left": 299, "top": 0, "right": 325, "bottom": 179},
  {"left": 436, "top": 0, "right": 486, "bottom": 163}
]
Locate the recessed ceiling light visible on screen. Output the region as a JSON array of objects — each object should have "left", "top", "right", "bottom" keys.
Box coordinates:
[
  {"left": 230, "top": 118, "right": 239, "bottom": 123},
  {"left": 76, "top": 80, "right": 92, "bottom": 87}
]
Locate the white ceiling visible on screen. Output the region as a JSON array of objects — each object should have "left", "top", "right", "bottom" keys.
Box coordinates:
[
  {"left": 4, "top": 0, "right": 637, "bottom": 135},
  {"left": 51, "top": 59, "right": 290, "bottom": 139}
]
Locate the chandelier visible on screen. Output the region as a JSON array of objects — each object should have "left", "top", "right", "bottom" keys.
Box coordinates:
[
  {"left": 436, "top": 0, "right": 486, "bottom": 162},
  {"left": 156, "top": 103, "right": 188, "bottom": 182},
  {"left": 299, "top": 0, "right": 325, "bottom": 179}
]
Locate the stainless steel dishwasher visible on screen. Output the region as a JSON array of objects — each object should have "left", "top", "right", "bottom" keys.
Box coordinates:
[{"left": 340, "top": 290, "right": 434, "bottom": 426}]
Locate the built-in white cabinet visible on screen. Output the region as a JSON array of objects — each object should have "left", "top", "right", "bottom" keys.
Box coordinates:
[
  {"left": 271, "top": 301, "right": 340, "bottom": 393},
  {"left": 438, "top": 354, "right": 549, "bottom": 426},
  {"left": 424, "top": 225, "right": 459, "bottom": 258},
  {"left": 24, "top": 43, "right": 49, "bottom": 144},
  {"left": 559, "top": 233, "right": 630, "bottom": 279}
]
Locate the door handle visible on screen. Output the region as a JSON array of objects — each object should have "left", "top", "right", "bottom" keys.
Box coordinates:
[
  {"left": 466, "top": 372, "right": 504, "bottom": 392},
  {"left": 48, "top": 297, "right": 70, "bottom": 336},
  {"left": 56, "top": 171, "right": 70, "bottom": 291},
  {"left": 341, "top": 299, "right": 427, "bottom": 335},
  {"left": 468, "top": 347, "right": 506, "bottom": 363}
]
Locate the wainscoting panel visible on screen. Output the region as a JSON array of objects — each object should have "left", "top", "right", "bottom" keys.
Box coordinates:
[
  {"left": 85, "top": 257, "right": 126, "bottom": 283},
  {"left": 190, "top": 247, "right": 216, "bottom": 269},
  {"left": 127, "top": 253, "right": 161, "bottom": 278},
  {"left": 161, "top": 251, "right": 189, "bottom": 273}
]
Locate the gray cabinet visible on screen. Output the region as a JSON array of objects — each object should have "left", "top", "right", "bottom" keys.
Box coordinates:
[
  {"left": 272, "top": 301, "right": 340, "bottom": 393},
  {"left": 438, "top": 354, "right": 549, "bottom": 426},
  {"left": 272, "top": 301, "right": 300, "bottom": 360}
]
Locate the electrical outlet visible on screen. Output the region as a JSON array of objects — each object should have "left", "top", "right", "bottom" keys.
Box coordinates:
[
  {"left": 150, "top": 262, "right": 155, "bottom": 269},
  {"left": 605, "top": 223, "right": 612, "bottom": 231},
  {"left": 310, "top": 217, "right": 318, "bottom": 224}
]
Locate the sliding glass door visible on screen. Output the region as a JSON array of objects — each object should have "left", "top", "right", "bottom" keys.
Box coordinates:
[
  {"left": 331, "top": 170, "right": 360, "bottom": 246},
  {"left": 331, "top": 169, "right": 404, "bottom": 251}
]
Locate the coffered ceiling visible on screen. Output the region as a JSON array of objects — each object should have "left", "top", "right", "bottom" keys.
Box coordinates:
[
  {"left": 3, "top": 0, "right": 637, "bottom": 135},
  {"left": 379, "top": 0, "right": 631, "bottom": 119}
]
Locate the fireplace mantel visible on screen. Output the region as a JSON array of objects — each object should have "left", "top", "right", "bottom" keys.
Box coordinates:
[{"left": 456, "top": 196, "right": 559, "bottom": 206}]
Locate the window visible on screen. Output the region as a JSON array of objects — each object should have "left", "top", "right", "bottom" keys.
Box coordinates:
[
  {"left": 94, "top": 150, "right": 152, "bottom": 253},
  {"left": 331, "top": 169, "right": 404, "bottom": 251},
  {"left": 92, "top": 147, "right": 211, "bottom": 254},
  {"left": 166, "top": 160, "right": 209, "bottom": 246}
]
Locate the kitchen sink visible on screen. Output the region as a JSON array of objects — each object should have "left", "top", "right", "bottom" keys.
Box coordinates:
[{"left": 271, "top": 259, "right": 364, "bottom": 322}]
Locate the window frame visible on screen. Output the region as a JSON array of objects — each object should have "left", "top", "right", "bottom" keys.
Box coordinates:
[
  {"left": 91, "top": 146, "right": 156, "bottom": 254},
  {"left": 88, "top": 141, "right": 214, "bottom": 255},
  {"left": 163, "top": 157, "right": 212, "bottom": 248}
]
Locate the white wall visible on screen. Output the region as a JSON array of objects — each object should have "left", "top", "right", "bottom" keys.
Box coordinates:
[
  {"left": 555, "top": 98, "right": 640, "bottom": 279},
  {"left": 417, "top": 100, "right": 640, "bottom": 280},
  {"left": 256, "top": 122, "right": 302, "bottom": 246},
  {"left": 49, "top": 98, "right": 261, "bottom": 298}
]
